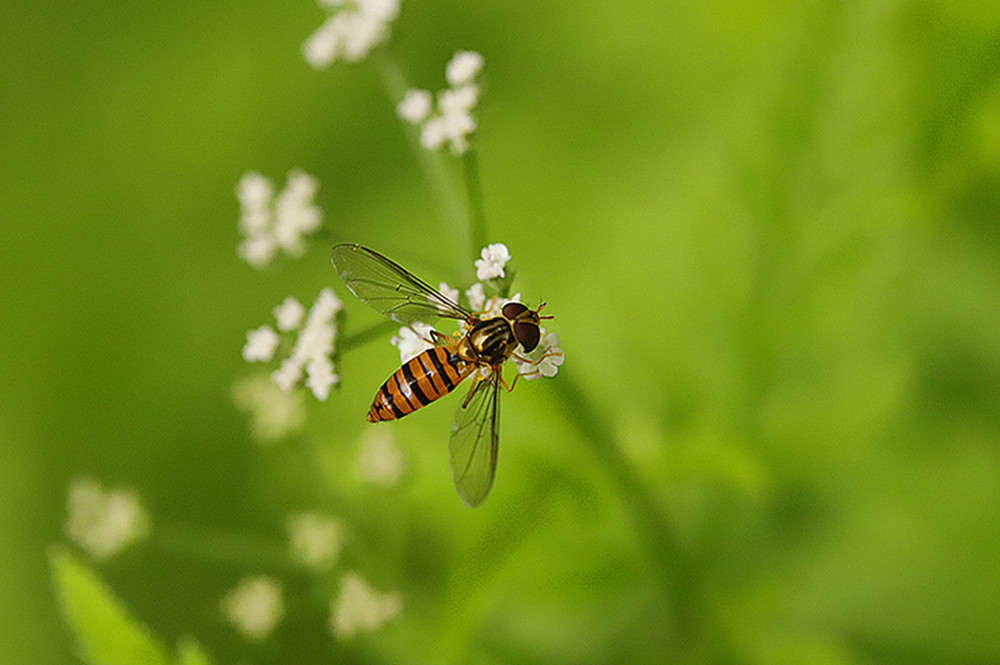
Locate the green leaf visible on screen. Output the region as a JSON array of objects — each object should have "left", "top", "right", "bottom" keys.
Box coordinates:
[
  {"left": 48, "top": 546, "right": 168, "bottom": 665},
  {"left": 175, "top": 636, "right": 213, "bottom": 665}
]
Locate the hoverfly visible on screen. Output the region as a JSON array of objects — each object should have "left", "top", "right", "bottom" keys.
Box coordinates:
[{"left": 330, "top": 243, "right": 550, "bottom": 507}]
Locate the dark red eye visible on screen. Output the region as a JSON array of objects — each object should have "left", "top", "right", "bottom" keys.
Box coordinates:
[
  {"left": 513, "top": 322, "right": 540, "bottom": 352},
  {"left": 502, "top": 302, "right": 529, "bottom": 320}
]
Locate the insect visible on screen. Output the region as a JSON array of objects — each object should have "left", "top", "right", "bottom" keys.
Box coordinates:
[{"left": 330, "top": 243, "right": 550, "bottom": 506}]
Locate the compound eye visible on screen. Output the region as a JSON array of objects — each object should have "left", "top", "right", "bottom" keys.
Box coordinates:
[
  {"left": 513, "top": 322, "right": 540, "bottom": 352},
  {"left": 502, "top": 301, "right": 529, "bottom": 320}
]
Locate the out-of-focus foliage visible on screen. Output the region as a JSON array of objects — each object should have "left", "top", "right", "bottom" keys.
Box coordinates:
[{"left": 2, "top": 1, "right": 999, "bottom": 664}]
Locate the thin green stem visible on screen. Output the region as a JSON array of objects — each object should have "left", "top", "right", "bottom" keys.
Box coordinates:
[
  {"left": 370, "top": 50, "right": 470, "bottom": 272},
  {"left": 549, "top": 367, "right": 704, "bottom": 655},
  {"left": 461, "top": 148, "right": 488, "bottom": 260}
]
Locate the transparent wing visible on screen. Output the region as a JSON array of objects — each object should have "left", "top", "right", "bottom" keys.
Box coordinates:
[
  {"left": 330, "top": 243, "right": 471, "bottom": 326},
  {"left": 449, "top": 371, "right": 501, "bottom": 507}
]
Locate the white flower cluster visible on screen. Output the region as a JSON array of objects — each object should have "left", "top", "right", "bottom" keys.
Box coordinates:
[
  {"left": 474, "top": 242, "right": 510, "bottom": 280},
  {"left": 387, "top": 243, "right": 564, "bottom": 381},
  {"left": 514, "top": 330, "right": 565, "bottom": 380},
  {"left": 65, "top": 478, "right": 149, "bottom": 561},
  {"left": 221, "top": 576, "right": 285, "bottom": 641},
  {"left": 236, "top": 170, "right": 323, "bottom": 269},
  {"left": 286, "top": 512, "right": 344, "bottom": 571},
  {"left": 397, "top": 50, "right": 484, "bottom": 155},
  {"left": 303, "top": 0, "right": 400, "bottom": 69},
  {"left": 330, "top": 571, "right": 403, "bottom": 640},
  {"left": 242, "top": 289, "right": 343, "bottom": 400}
]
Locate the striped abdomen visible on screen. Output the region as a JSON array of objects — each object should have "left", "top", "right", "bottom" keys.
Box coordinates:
[{"left": 367, "top": 346, "right": 475, "bottom": 422}]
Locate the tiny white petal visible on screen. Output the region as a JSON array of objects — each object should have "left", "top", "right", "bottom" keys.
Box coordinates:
[
  {"left": 305, "top": 358, "right": 339, "bottom": 401},
  {"left": 419, "top": 117, "right": 448, "bottom": 151},
  {"left": 272, "top": 358, "right": 303, "bottom": 393},
  {"left": 438, "top": 282, "right": 460, "bottom": 307},
  {"left": 273, "top": 297, "right": 306, "bottom": 331},
  {"left": 397, "top": 89, "right": 432, "bottom": 124},
  {"left": 237, "top": 172, "right": 274, "bottom": 210},
  {"left": 302, "top": 20, "right": 341, "bottom": 69},
  {"left": 243, "top": 326, "right": 280, "bottom": 362},
  {"left": 439, "top": 85, "right": 479, "bottom": 115},
  {"left": 465, "top": 283, "right": 486, "bottom": 311},
  {"left": 446, "top": 50, "right": 484, "bottom": 87},
  {"left": 238, "top": 235, "right": 277, "bottom": 269},
  {"left": 357, "top": 0, "right": 400, "bottom": 22}
]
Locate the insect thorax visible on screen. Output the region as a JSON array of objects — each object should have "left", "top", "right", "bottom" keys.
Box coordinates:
[{"left": 460, "top": 317, "right": 518, "bottom": 365}]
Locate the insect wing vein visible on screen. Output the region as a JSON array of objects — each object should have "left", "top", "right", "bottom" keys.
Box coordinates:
[
  {"left": 449, "top": 373, "right": 501, "bottom": 507},
  {"left": 330, "top": 244, "right": 470, "bottom": 326}
]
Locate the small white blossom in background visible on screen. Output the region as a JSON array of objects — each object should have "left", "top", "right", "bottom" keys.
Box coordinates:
[
  {"left": 356, "top": 428, "right": 404, "bottom": 487},
  {"left": 244, "top": 289, "right": 343, "bottom": 400},
  {"left": 232, "top": 375, "right": 306, "bottom": 443},
  {"left": 330, "top": 572, "right": 403, "bottom": 640},
  {"left": 445, "top": 50, "right": 484, "bottom": 86},
  {"left": 465, "top": 282, "right": 486, "bottom": 311},
  {"left": 65, "top": 478, "right": 150, "bottom": 561},
  {"left": 236, "top": 170, "right": 323, "bottom": 269},
  {"left": 273, "top": 296, "right": 306, "bottom": 331},
  {"left": 515, "top": 330, "right": 565, "bottom": 380},
  {"left": 390, "top": 321, "right": 434, "bottom": 364},
  {"left": 286, "top": 512, "right": 344, "bottom": 571},
  {"left": 242, "top": 326, "right": 280, "bottom": 363},
  {"left": 303, "top": 0, "right": 400, "bottom": 69},
  {"left": 438, "top": 282, "right": 460, "bottom": 307},
  {"left": 397, "top": 89, "right": 432, "bottom": 123},
  {"left": 398, "top": 50, "right": 485, "bottom": 155},
  {"left": 474, "top": 243, "right": 510, "bottom": 280},
  {"left": 221, "top": 576, "right": 284, "bottom": 641}
]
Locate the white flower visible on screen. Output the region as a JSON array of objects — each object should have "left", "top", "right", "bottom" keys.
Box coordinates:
[
  {"left": 232, "top": 374, "right": 306, "bottom": 443},
  {"left": 245, "top": 289, "right": 342, "bottom": 400},
  {"left": 303, "top": 0, "right": 399, "bottom": 69},
  {"left": 439, "top": 84, "right": 479, "bottom": 115},
  {"left": 406, "top": 51, "right": 484, "bottom": 155},
  {"left": 305, "top": 357, "right": 339, "bottom": 401},
  {"left": 397, "top": 89, "right": 432, "bottom": 123},
  {"left": 273, "top": 297, "right": 305, "bottom": 331},
  {"left": 474, "top": 243, "right": 511, "bottom": 280},
  {"left": 221, "top": 576, "right": 284, "bottom": 641},
  {"left": 438, "top": 282, "right": 460, "bottom": 307},
  {"left": 242, "top": 325, "right": 280, "bottom": 362},
  {"left": 446, "top": 50, "right": 484, "bottom": 87},
  {"left": 418, "top": 116, "right": 448, "bottom": 151},
  {"left": 236, "top": 170, "right": 323, "bottom": 269},
  {"left": 330, "top": 572, "right": 403, "bottom": 640},
  {"left": 465, "top": 282, "right": 486, "bottom": 311},
  {"left": 65, "top": 478, "right": 149, "bottom": 561},
  {"left": 515, "top": 330, "right": 564, "bottom": 380},
  {"left": 286, "top": 512, "right": 344, "bottom": 571},
  {"left": 390, "top": 322, "right": 434, "bottom": 364},
  {"left": 356, "top": 428, "right": 404, "bottom": 487}
]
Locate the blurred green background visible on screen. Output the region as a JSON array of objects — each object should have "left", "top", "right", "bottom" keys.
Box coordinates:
[{"left": 3, "top": 1, "right": 1000, "bottom": 663}]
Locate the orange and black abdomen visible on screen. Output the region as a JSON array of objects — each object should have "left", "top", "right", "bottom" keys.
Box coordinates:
[{"left": 367, "top": 346, "right": 474, "bottom": 422}]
